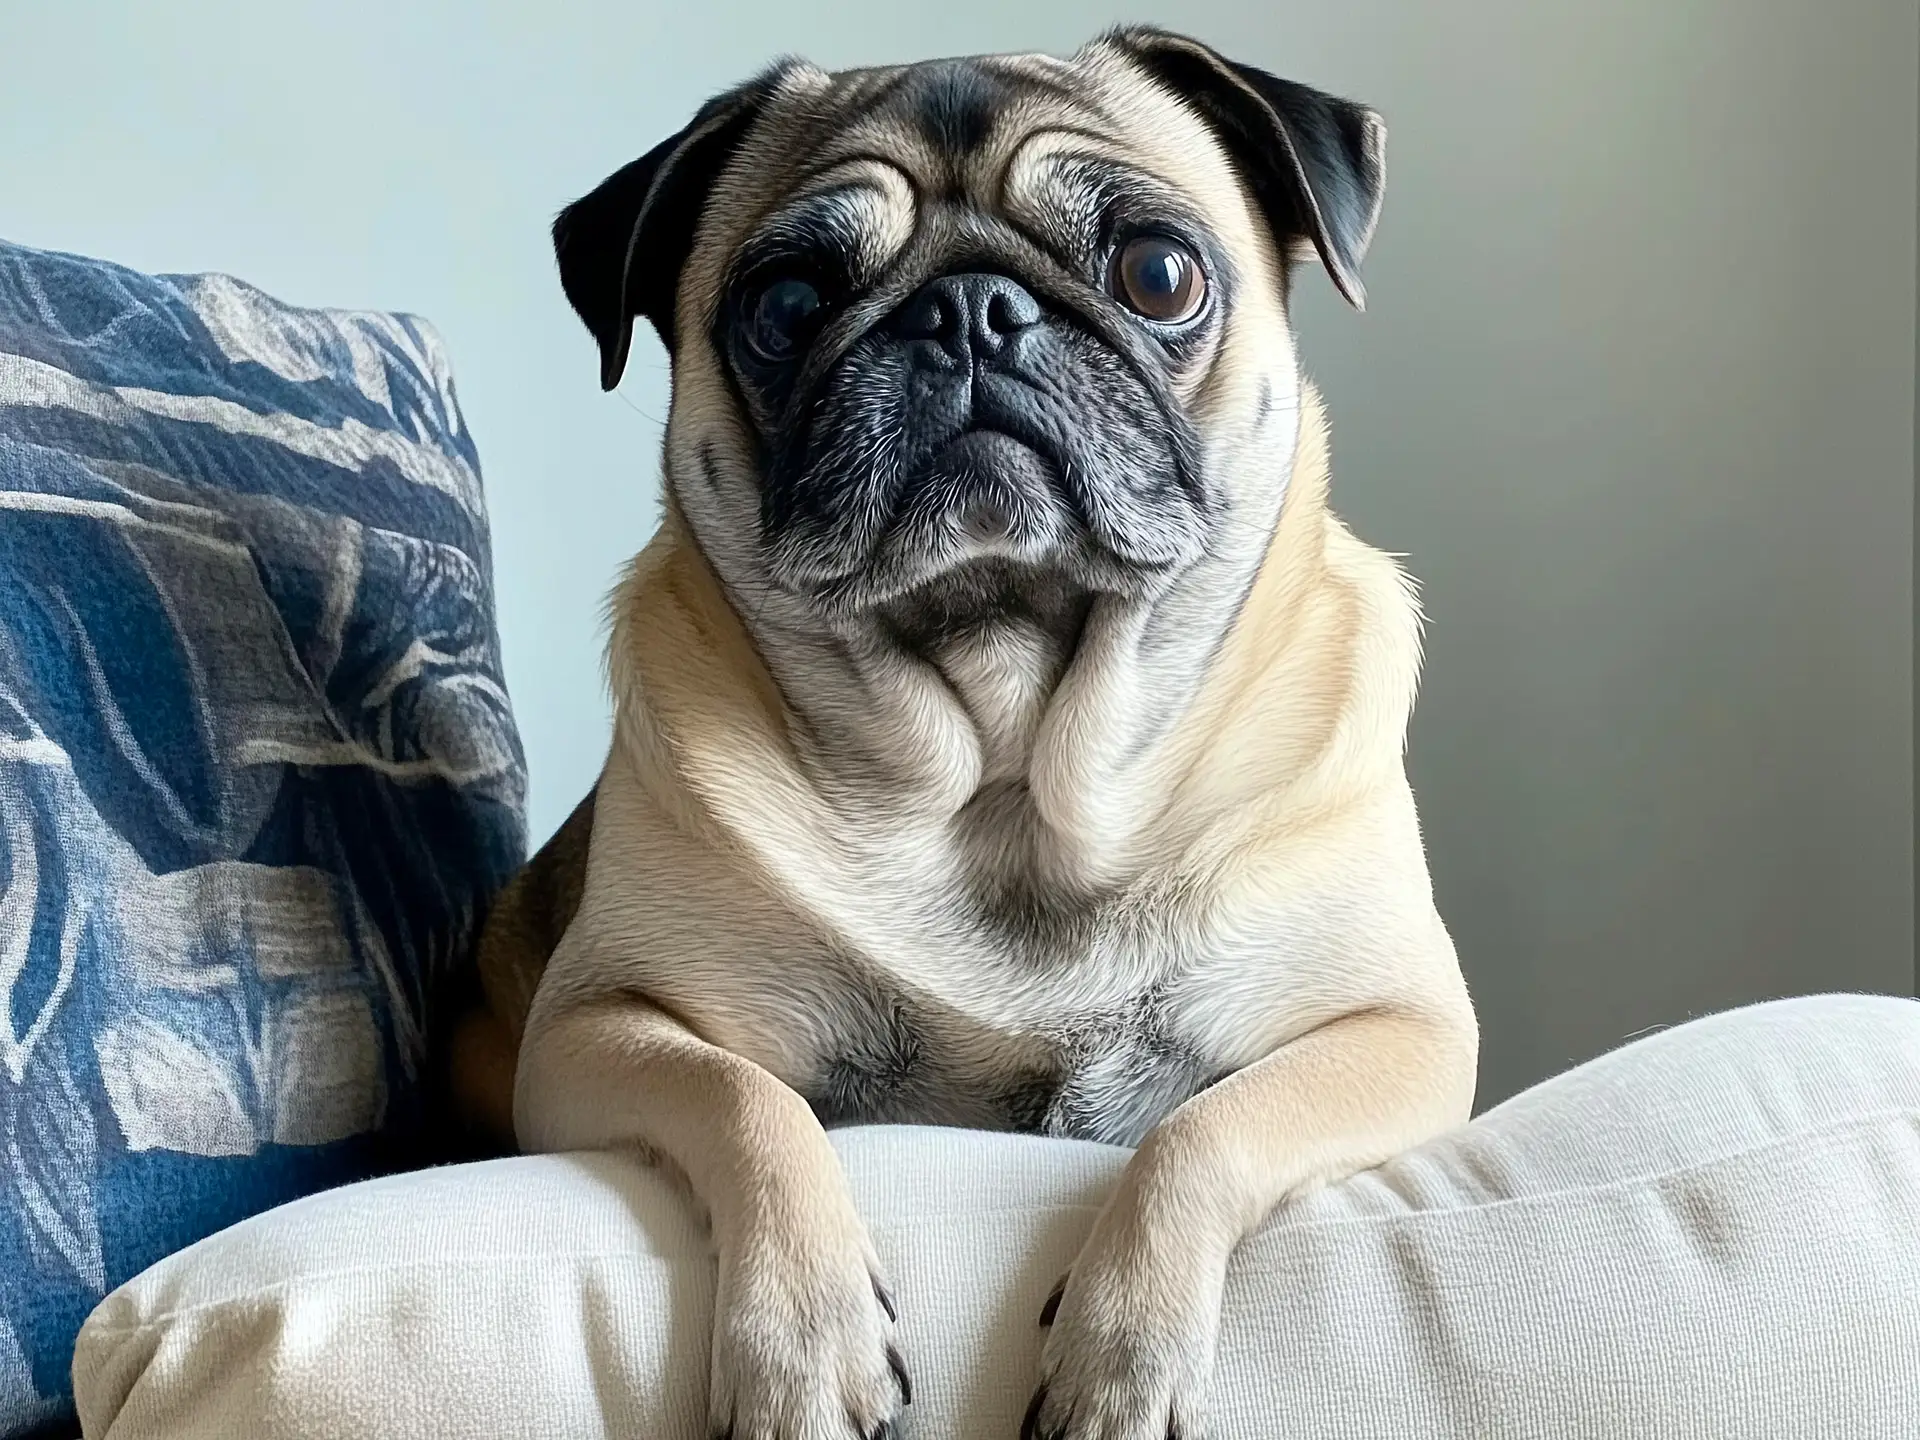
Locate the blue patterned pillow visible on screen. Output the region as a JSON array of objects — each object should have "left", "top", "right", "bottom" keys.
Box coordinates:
[{"left": 0, "top": 240, "right": 528, "bottom": 1437}]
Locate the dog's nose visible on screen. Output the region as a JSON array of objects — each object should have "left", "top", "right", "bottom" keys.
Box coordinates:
[{"left": 889, "top": 272, "right": 1043, "bottom": 360}]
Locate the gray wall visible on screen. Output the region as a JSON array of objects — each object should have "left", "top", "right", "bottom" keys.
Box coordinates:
[{"left": 5, "top": 0, "right": 1914, "bottom": 1105}]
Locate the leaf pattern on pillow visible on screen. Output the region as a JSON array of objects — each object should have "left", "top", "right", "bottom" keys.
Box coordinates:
[{"left": 0, "top": 240, "right": 528, "bottom": 1436}]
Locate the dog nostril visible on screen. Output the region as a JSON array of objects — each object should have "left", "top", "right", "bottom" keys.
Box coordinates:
[
  {"left": 898, "top": 294, "right": 955, "bottom": 343},
  {"left": 984, "top": 285, "right": 1041, "bottom": 336}
]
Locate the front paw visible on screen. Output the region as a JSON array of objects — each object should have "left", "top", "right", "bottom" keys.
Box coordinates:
[
  {"left": 1022, "top": 1258, "right": 1220, "bottom": 1440},
  {"left": 711, "top": 1241, "right": 909, "bottom": 1440}
]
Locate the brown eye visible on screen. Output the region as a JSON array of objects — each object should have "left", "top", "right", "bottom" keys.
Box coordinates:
[{"left": 1111, "top": 236, "right": 1206, "bottom": 323}]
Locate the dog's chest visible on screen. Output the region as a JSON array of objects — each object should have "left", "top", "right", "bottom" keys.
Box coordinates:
[
  {"left": 718, "top": 888, "right": 1235, "bottom": 1147},
  {"left": 650, "top": 609, "right": 1254, "bottom": 1144},
  {"left": 799, "top": 972, "right": 1230, "bottom": 1147},
  {"left": 750, "top": 795, "right": 1244, "bottom": 1143}
]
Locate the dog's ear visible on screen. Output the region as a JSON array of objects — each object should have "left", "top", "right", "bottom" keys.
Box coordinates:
[
  {"left": 1110, "top": 27, "right": 1385, "bottom": 309},
  {"left": 553, "top": 66, "right": 789, "bottom": 390}
]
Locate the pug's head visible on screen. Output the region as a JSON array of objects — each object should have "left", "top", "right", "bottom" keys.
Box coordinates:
[{"left": 554, "top": 28, "right": 1384, "bottom": 629}]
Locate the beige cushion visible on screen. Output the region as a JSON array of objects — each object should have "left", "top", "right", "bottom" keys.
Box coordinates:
[{"left": 75, "top": 994, "right": 1920, "bottom": 1439}]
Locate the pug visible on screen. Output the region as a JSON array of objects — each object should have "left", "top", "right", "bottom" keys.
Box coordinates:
[{"left": 453, "top": 25, "right": 1477, "bottom": 1440}]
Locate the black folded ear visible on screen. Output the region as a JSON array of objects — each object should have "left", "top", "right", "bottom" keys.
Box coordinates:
[
  {"left": 553, "top": 66, "right": 789, "bottom": 390},
  {"left": 1110, "top": 27, "right": 1386, "bottom": 309}
]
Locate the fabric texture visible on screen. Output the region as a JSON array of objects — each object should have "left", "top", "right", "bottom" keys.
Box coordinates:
[
  {"left": 71, "top": 994, "right": 1920, "bottom": 1439},
  {"left": 0, "top": 239, "right": 528, "bottom": 1437}
]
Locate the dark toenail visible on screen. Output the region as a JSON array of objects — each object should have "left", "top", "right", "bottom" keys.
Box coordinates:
[{"left": 1020, "top": 1387, "right": 1048, "bottom": 1440}]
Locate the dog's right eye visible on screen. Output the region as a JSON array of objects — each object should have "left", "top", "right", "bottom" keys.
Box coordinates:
[{"left": 745, "top": 278, "right": 822, "bottom": 363}]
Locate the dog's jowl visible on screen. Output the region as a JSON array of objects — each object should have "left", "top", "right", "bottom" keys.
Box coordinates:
[{"left": 456, "top": 26, "right": 1478, "bottom": 1440}]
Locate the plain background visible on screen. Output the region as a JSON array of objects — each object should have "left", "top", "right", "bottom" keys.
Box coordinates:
[{"left": 3, "top": 0, "right": 1913, "bottom": 1105}]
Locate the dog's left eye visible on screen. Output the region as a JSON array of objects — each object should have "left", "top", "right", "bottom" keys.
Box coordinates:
[
  {"left": 1110, "top": 237, "right": 1207, "bottom": 325},
  {"left": 745, "top": 278, "right": 822, "bottom": 363}
]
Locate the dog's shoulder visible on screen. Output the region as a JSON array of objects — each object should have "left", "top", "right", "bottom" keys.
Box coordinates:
[{"left": 1158, "top": 387, "right": 1422, "bottom": 846}]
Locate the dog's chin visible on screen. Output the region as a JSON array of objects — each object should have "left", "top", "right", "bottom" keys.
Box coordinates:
[
  {"left": 775, "top": 431, "right": 1087, "bottom": 615},
  {"left": 897, "top": 430, "right": 1069, "bottom": 561}
]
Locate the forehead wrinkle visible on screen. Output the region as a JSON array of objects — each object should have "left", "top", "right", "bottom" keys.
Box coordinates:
[
  {"left": 833, "top": 61, "right": 1113, "bottom": 200},
  {"left": 746, "top": 190, "right": 874, "bottom": 263},
  {"left": 870, "top": 55, "right": 1106, "bottom": 163},
  {"left": 767, "top": 173, "right": 906, "bottom": 245},
  {"left": 707, "top": 47, "right": 1261, "bottom": 308},
  {"left": 738, "top": 55, "right": 1121, "bottom": 222},
  {"left": 802, "top": 116, "right": 945, "bottom": 195},
  {"left": 1003, "top": 129, "right": 1197, "bottom": 205},
  {"left": 991, "top": 128, "right": 1131, "bottom": 244},
  {"left": 956, "top": 74, "right": 1113, "bottom": 196},
  {"left": 989, "top": 122, "right": 1125, "bottom": 191},
  {"left": 1045, "top": 155, "right": 1205, "bottom": 235},
  {"left": 990, "top": 146, "right": 1179, "bottom": 272},
  {"left": 751, "top": 162, "right": 918, "bottom": 281},
  {"left": 786, "top": 155, "right": 912, "bottom": 196}
]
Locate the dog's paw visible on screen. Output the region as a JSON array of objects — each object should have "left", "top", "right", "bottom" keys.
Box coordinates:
[
  {"left": 709, "top": 1240, "right": 909, "bottom": 1440},
  {"left": 1021, "top": 1258, "right": 1218, "bottom": 1440}
]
